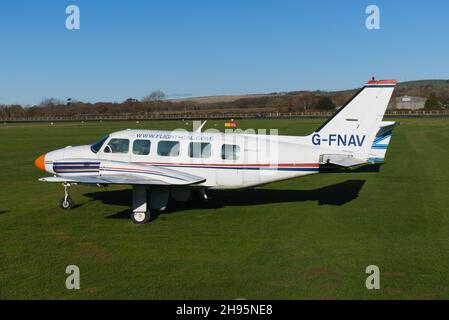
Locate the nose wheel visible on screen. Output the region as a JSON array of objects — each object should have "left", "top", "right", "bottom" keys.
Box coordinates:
[{"left": 60, "top": 183, "right": 74, "bottom": 210}]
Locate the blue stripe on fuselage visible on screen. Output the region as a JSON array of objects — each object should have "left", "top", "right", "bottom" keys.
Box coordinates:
[{"left": 151, "top": 164, "right": 319, "bottom": 172}]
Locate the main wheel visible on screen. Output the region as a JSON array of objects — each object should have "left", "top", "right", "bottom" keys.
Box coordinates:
[
  {"left": 131, "top": 210, "right": 151, "bottom": 224},
  {"left": 60, "top": 196, "right": 74, "bottom": 210}
]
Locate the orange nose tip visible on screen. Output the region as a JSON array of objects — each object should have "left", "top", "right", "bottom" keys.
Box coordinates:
[{"left": 34, "top": 154, "right": 46, "bottom": 171}]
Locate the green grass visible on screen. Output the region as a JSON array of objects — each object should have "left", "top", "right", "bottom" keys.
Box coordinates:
[{"left": 1, "top": 118, "right": 449, "bottom": 299}]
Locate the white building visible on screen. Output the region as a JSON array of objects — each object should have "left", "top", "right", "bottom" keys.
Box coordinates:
[{"left": 390, "top": 96, "right": 426, "bottom": 110}]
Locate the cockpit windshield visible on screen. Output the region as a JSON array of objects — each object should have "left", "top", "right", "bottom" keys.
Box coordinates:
[{"left": 90, "top": 136, "right": 109, "bottom": 153}]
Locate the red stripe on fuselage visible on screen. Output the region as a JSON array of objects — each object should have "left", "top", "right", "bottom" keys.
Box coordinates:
[{"left": 134, "top": 162, "right": 319, "bottom": 168}]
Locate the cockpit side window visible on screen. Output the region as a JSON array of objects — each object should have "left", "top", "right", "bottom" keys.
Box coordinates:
[
  {"left": 104, "top": 138, "right": 130, "bottom": 154},
  {"left": 90, "top": 136, "right": 108, "bottom": 153}
]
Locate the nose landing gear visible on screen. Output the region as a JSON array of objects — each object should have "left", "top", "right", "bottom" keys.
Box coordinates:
[{"left": 60, "top": 183, "right": 74, "bottom": 210}]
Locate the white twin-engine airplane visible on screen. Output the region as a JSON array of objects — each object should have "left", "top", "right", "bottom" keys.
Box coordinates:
[{"left": 35, "top": 79, "right": 397, "bottom": 224}]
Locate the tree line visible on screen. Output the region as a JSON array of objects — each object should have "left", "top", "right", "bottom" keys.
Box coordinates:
[
  {"left": 1, "top": 86, "right": 449, "bottom": 120},
  {"left": 0, "top": 91, "right": 347, "bottom": 120}
]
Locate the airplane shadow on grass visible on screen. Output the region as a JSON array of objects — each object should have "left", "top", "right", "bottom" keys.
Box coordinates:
[
  {"left": 320, "top": 163, "right": 384, "bottom": 173},
  {"left": 83, "top": 179, "right": 366, "bottom": 221}
]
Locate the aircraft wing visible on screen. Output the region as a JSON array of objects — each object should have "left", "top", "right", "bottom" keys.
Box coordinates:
[
  {"left": 39, "top": 161, "right": 206, "bottom": 186},
  {"left": 39, "top": 174, "right": 194, "bottom": 185}
]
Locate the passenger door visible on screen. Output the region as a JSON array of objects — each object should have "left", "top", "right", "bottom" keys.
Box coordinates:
[{"left": 216, "top": 144, "right": 243, "bottom": 187}]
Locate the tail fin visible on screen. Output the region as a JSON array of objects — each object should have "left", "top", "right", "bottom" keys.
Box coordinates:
[
  {"left": 368, "top": 121, "right": 396, "bottom": 163},
  {"left": 312, "top": 79, "right": 396, "bottom": 158}
]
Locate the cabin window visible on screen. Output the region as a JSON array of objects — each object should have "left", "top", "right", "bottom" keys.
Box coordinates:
[
  {"left": 133, "top": 140, "right": 151, "bottom": 155},
  {"left": 188, "top": 142, "right": 211, "bottom": 158},
  {"left": 157, "top": 141, "right": 180, "bottom": 157},
  {"left": 221, "top": 144, "right": 240, "bottom": 160},
  {"left": 104, "top": 138, "right": 129, "bottom": 154}
]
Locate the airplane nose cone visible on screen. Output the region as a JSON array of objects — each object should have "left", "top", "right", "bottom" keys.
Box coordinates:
[{"left": 34, "top": 154, "right": 46, "bottom": 171}]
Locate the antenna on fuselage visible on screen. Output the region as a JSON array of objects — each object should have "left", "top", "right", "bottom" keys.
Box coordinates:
[{"left": 195, "top": 120, "right": 207, "bottom": 133}]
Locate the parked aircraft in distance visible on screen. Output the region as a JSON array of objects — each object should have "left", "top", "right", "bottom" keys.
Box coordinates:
[{"left": 35, "top": 79, "right": 397, "bottom": 224}]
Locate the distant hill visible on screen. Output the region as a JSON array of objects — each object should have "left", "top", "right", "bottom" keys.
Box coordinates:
[
  {"left": 178, "top": 79, "right": 449, "bottom": 112},
  {"left": 170, "top": 93, "right": 274, "bottom": 104},
  {"left": 397, "top": 79, "right": 449, "bottom": 87},
  {"left": 173, "top": 79, "right": 449, "bottom": 106},
  {"left": 394, "top": 79, "right": 449, "bottom": 97}
]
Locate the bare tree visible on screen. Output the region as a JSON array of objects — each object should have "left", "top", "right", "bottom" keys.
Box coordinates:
[
  {"left": 142, "top": 90, "right": 166, "bottom": 102},
  {"left": 39, "top": 97, "right": 64, "bottom": 107}
]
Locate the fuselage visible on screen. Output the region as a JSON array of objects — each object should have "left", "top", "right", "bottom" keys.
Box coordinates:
[{"left": 40, "top": 129, "right": 328, "bottom": 189}]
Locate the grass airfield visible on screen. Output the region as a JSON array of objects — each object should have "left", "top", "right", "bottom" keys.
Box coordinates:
[{"left": 1, "top": 118, "right": 449, "bottom": 299}]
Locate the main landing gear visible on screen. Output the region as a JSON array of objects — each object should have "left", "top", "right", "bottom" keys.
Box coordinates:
[
  {"left": 131, "top": 210, "right": 151, "bottom": 224},
  {"left": 56, "top": 184, "right": 207, "bottom": 225},
  {"left": 130, "top": 187, "right": 208, "bottom": 225},
  {"left": 60, "top": 183, "right": 74, "bottom": 210},
  {"left": 131, "top": 185, "right": 151, "bottom": 224}
]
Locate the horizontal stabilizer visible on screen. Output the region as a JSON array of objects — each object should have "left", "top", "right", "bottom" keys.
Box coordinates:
[{"left": 320, "top": 154, "right": 366, "bottom": 167}]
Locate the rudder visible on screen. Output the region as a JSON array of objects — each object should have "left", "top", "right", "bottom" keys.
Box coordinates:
[{"left": 369, "top": 121, "right": 396, "bottom": 163}]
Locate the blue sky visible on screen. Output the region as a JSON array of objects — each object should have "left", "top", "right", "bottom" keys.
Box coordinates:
[{"left": 1, "top": 0, "right": 448, "bottom": 105}]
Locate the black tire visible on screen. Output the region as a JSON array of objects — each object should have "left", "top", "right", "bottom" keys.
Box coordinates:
[
  {"left": 192, "top": 189, "right": 208, "bottom": 202},
  {"left": 131, "top": 210, "right": 151, "bottom": 224},
  {"left": 60, "top": 197, "right": 74, "bottom": 210}
]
